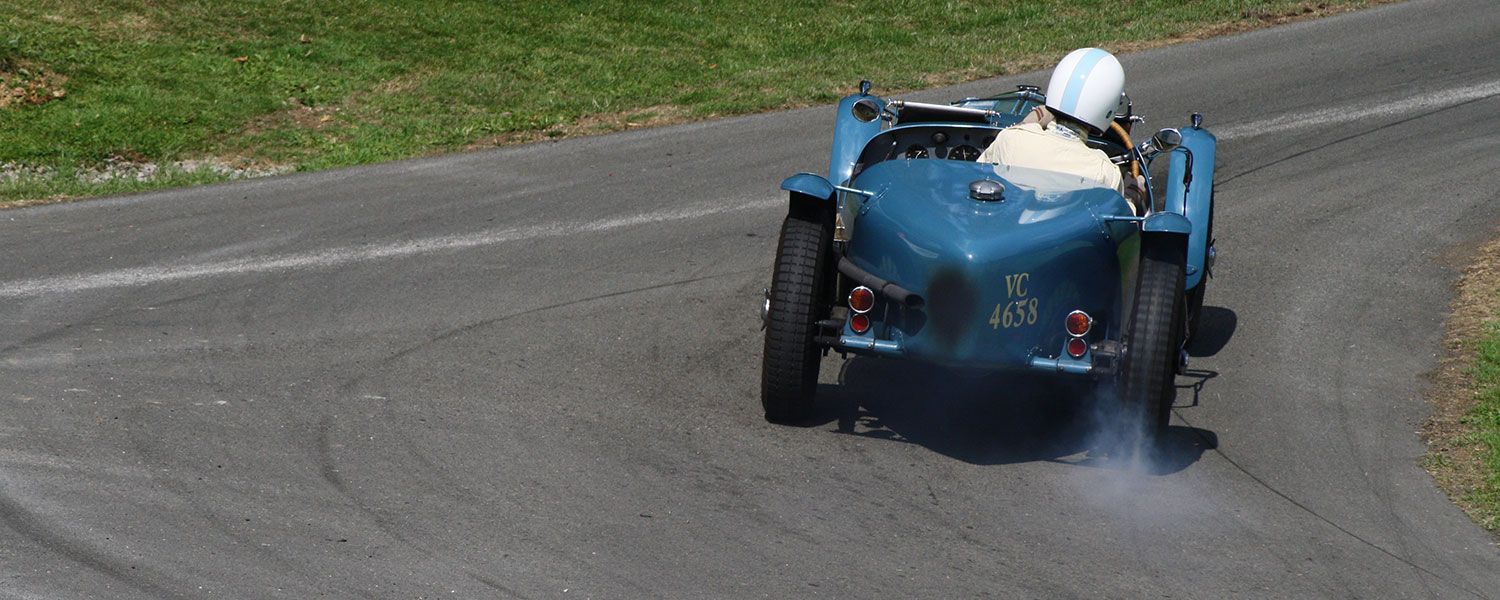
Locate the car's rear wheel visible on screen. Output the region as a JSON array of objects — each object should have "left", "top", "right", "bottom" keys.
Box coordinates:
[
  {"left": 1114, "top": 241, "right": 1185, "bottom": 457},
  {"left": 760, "top": 205, "right": 833, "bottom": 423}
]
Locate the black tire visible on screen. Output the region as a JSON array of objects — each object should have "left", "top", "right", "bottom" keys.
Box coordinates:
[
  {"left": 1115, "top": 242, "right": 1186, "bottom": 455},
  {"left": 760, "top": 206, "right": 833, "bottom": 423}
]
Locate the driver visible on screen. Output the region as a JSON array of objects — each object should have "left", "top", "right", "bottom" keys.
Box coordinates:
[{"left": 980, "top": 48, "right": 1144, "bottom": 212}]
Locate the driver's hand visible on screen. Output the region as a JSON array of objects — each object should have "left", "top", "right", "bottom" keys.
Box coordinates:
[{"left": 1125, "top": 175, "right": 1148, "bottom": 215}]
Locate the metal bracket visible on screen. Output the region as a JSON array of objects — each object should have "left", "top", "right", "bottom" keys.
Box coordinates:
[
  {"left": 759, "top": 288, "right": 770, "bottom": 330},
  {"left": 834, "top": 185, "right": 875, "bottom": 198}
]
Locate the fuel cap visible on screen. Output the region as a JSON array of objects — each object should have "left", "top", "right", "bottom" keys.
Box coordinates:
[{"left": 969, "top": 179, "right": 1004, "bottom": 202}]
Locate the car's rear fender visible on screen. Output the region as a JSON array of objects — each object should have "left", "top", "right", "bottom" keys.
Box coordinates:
[
  {"left": 1160, "top": 125, "right": 1216, "bottom": 290},
  {"left": 1141, "top": 211, "right": 1191, "bottom": 257},
  {"left": 781, "top": 172, "right": 835, "bottom": 202},
  {"left": 779, "top": 172, "right": 835, "bottom": 219}
]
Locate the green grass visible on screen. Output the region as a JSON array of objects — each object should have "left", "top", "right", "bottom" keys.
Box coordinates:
[
  {"left": 1463, "top": 320, "right": 1500, "bottom": 530},
  {"left": 0, "top": 0, "right": 1384, "bottom": 204}
]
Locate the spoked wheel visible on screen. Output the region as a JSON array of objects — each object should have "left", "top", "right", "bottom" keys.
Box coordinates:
[
  {"left": 1113, "top": 242, "right": 1186, "bottom": 458},
  {"left": 760, "top": 205, "right": 833, "bottom": 423}
]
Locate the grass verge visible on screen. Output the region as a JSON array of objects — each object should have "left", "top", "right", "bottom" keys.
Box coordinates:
[
  {"left": 1, "top": 0, "right": 1390, "bottom": 205},
  {"left": 1424, "top": 236, "right": 1500, "bottom": 533}
]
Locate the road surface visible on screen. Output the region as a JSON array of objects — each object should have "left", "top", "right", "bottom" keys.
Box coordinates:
[{"left": 2, "top": 1, "right": 1498, "bottom": 597}]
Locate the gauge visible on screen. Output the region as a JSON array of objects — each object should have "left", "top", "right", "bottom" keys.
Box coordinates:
[
  {"left": 904, "top": 145, "right": 929, "bottom": 159},
  {"left": 948, "top": 144, "right": 980, "bottom": 161}
]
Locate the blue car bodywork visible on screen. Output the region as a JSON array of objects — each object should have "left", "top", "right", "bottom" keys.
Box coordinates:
[{"left": 771, "top": 84, "right": 1216, "bottom": 381}]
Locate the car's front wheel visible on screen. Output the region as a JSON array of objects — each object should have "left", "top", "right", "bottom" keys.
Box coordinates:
[{"left": 760, "top": 205, "right": 833, "bottom": 423}]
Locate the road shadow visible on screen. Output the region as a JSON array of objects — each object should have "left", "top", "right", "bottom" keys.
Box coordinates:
[
  {"left": 1188, "top": 305, "right": 1236, "bottom": 358},
  {"left": 1174, "top": 368, "right": 1219, "bottom": 409},
  {"left": 800, "top": 357, "right": 1216, "bottom": 475}
]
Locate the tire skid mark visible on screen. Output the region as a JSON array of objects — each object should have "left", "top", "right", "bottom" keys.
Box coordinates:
[
  {"left": 395, "top": 429, "right": 489, "bottom": 507},
  {"left": 119, "top": 402, "right": 327, "bottom": 595},
  {"left": 1329, "top": 294, "right": 1445, "bottom": 600},
  {"left": 307, "top": 273, "right": 772, "bottom": 594},
  {"left": 0, "top": 476, "right": 190, "bottom": 599},
  {"left": 394, "top": 455, "right": 575, "bottom": 592},
  {"left": 363, "top": 267, "right": 759, "bottom": 373},
  {"left": 467, "top": 572, "right": 535, "bottom": 599},
  {"left": 305, "top": 416, "right": 420, "bottom": 600},
  {"left": 0, "top": 301, "right": 118, "bottom": 358},
  {"left": 1214, "top": 79, "right": 1500, "bottom": 141},
  {"left": 314, "top": 411, "right": 552, "bottom": 599},
  {"left": 315, "top": 415, "right": 349, "bottom": 495},
  {"left": 316, "top": 412, "right": 512, "bottom": 592},
  {"left": 316, "top": 267, "right": 762, "bottom": 597},
  {"left": 0, "top": 279, "right": 266, "bottom": 366},
  {"left": 1172, "top": 410, "right": 1493, "bottom": 600},
  {"left": 1217, "top": 93, "right": 1500, "bottom": 190}
]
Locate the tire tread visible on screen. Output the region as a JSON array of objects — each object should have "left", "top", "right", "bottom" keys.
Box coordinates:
[
  {"left": 1119, "top": 242, "right": 1185, "bottom": 449},
  {"left": 761, "top": 211, "right": 831, "bottom": 422}
]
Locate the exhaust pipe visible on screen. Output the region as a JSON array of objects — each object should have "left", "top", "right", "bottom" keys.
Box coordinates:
[{"left": 837, "top": 257, "right": 924, "bottom": 308}]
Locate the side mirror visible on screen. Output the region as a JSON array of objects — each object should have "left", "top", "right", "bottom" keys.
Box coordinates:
[
  {"left": 1139, "top": 127, "right": 1182, "bottom": 158},
  {"left": 851, "top": 98, "right": 881, "bottom": 122}
]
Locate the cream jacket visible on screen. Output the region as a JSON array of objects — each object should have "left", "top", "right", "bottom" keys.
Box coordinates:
[{"left": 979, "top": 122, "right": 1123, "bottom": 194}]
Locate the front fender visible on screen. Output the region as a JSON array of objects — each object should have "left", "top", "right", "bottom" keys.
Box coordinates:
[{"left": 1162, "top": 125, "right": 1216, "bottom": 290}]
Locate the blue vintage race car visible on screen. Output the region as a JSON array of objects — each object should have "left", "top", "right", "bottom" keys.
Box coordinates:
[{"left": 760, "top": 82, "right": 1217, "bottom": 450}]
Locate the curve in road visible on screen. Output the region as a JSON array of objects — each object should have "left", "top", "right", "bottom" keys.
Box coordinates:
[{"left": 1, "top": 1, "right": 1498, "bottom": 597}]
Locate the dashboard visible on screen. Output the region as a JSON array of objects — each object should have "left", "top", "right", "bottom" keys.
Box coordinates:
[
  {"left": 853, "top": 124, "right": 1132, "bottom": 179},
  {"left": 855, "top": 125, "right": 999, "bottom": 176},
  {"left": 902, "top": 141, "right": 984, "bottom": 161}
]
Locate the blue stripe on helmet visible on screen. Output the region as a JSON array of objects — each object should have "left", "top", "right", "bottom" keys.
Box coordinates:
[{"left": 1058, "top": 48, "right": 1108, "bottom": 117}]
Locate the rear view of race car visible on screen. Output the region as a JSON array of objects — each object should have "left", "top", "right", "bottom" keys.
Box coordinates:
[{"left": 760, "top": 80, "right": 1217, "bottom": 456}]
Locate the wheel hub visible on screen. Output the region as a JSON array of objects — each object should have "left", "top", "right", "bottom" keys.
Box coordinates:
[{"left": 759, "top": 288, "right": 771, "bottom": 329}]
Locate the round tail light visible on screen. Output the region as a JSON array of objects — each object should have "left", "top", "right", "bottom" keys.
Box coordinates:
[
  {"left": 850, "top": 313, "right": 871, "bottom": 334},
  {"left": 849, "top": 286, "right": 875, "bottom": 313},
  {"left": 1066, "top": 337, "right": 1088, "bottom": 358},
  {"left": 1065, "top": 310, "right": 1092, "bottom": 337}
]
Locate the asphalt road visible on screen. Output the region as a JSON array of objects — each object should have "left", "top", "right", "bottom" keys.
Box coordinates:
[{"left": 3, "top": 1, "right": 1500, "bottom": 597}]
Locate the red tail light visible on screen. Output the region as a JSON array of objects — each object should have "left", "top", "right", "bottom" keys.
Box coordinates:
[
  {"left": 850, "top": 313, "right": 871, "bottom": 334},
  {"left": 1066, "top": 337, "right": 1088, "bottom": 358},
  {"left": 849, "top": 286, "right": 875, "bottom": 313},
  {"left": 1065, "top": 310, "right": 1091, "bottom": 337}
]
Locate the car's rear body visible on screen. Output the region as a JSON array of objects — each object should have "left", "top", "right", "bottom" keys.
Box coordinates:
[
  {"left": 835, "top": 148, "right": 1139, "bottom": 373},
  {"left": 769, "top": 84, "right": 1214, "bottom": 381},
  {"left": 761, "top": 82, "right": 1218, "bottom": 437}
]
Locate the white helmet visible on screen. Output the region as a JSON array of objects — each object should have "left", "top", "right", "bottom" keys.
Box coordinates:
[{"left": 1044, "top": 48, "right": 1125, "bottom": 133}]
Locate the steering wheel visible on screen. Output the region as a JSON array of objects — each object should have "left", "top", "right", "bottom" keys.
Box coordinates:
[{"left": 1107, "top": 121, "right": 1140, "bottom": 179}]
